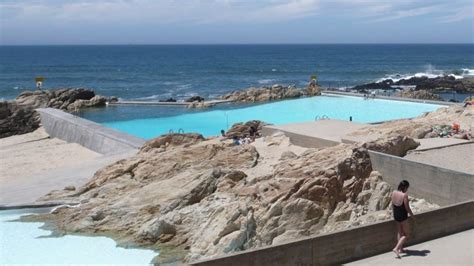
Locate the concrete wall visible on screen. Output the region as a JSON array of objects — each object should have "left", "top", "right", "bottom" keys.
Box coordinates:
[
  {"left": 193, "top": 201, "right": 474, "bottom": 266},
  {"left": 369, "top": 151, "right": 474, "bottom": 206},
  {"left": 322, "top": 90, "right": 454, "bottom": 106},
  {"left": 262, "top": 127, "right": 340, "bottom": 149},
  {"left": 37, "top": 108, "right": 145, "bottom": 155}
]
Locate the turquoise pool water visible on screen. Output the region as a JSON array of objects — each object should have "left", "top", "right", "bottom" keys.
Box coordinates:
[
  {"left": 104, "top": 95, "right": 443, "bottom": 139},
  {"left": 0, "top": 208, "right": 157, "bottom": 265}
]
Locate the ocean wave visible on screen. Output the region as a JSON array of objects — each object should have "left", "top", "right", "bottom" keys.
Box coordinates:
[
  {"left": 176, "top": 84, "right": 192, "bottom": 90},
  {"left": 461, "top": 68, "right": 474, "bottom": 76},
  {"left": 258, "top": 79, "right": 275, "bottom": 84},
  {"left": 377, "top": 66, "right": 474, "bottom": 83},
  {"left": 133, "top": 94, "right": 163, "bottom": 100}
]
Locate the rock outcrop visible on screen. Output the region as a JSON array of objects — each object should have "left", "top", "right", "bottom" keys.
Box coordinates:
[
  {"left": 224, "top": 120, "right": 268, "bottom": 139},
  {"left": 362, "top": 136, "right": 420, "bottom": 156},
  {"left": 0, "top": 101, "right": 40, "bottom": 138},
  {"left": 1, "top": 88, "right": 108, "bottom": 138},
  {"left": 350, "top": 76, "right": 474, "bottom": 94},
  {"left": 36, "top": 132, "right": 430, "bottom": 263},
  {"left": 185, "top": 96, "right": 205, "bottom": 103},
  {"left": 16, "top": 88, "right": 107, "bottom": 111},
  {"left": 220, "top": 84, "right": 321, "bottom": 103},
  {"left": 348, "top": 105, "right": 474, "bottom": 141},
  {"left": 394, "top": 89, "right": 443, "bottom": 101}
]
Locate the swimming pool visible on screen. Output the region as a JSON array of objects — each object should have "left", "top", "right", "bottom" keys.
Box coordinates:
[
  {"left": 0, "top": 208, "right": 157, "bottom": 265},
  {"left": 103, "top": 95, "right": 443, "bottom": 139}
]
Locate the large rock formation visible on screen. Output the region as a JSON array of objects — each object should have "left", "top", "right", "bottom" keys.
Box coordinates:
[
  {"left": 224, "top": 120, "right": 268, "bottom": 139},
  {"left": 35, "top": 132, "right": 429, "bottom": 263},
  {"left": 16, "top": 88, "right": 107, "bottom": 111},
  {"left": 350, "top": 76, "right": 474, "bottom": 94},
  {"left": 220, "top": 84, "right": 321, "bottom": 103},
  {"left": 348, "top": 105, "right": 474, "bottom": 141},
  {"left": 0, "top": 101, "right": 40, "bottom": 138},
  {"left": 1, "top": 88, "right": 108, "bottom": 138},
  {"left": 394, "top": 89, "right": 443, "bottom": 101}
]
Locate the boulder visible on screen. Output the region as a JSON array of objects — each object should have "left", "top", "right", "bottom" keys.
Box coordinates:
[
  {"left": 225, "top": 120, "right": 268, "bottom": 139},
  {"left": 220, "top": 84, "right": 320, "bottom": 103},
  {"left": 0, "top": 101, "right": 40, "bottom": 138},
  {"left": 394, "top": 89, "right": 443, "bottom": 101},
  {"left": 185, "top": 96, "right": 205, "bottom": 102},
  {"left": 362, "top": 136, "right": 419, "bottom": 157},
  {"left": 141, "top": 133, "right": 205, "bottom": 151}
]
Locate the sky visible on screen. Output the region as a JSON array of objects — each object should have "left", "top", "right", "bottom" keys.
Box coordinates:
[{"left": 0, "top": 0, "right": 473, "bottom": 45}]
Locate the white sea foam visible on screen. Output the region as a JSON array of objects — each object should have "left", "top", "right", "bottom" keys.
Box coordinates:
[
  {"left": 176, "top": 84, "right": 192, "bottom": 90},
  {"left": 461, "top": 68, "right": 474, "bottom": 76},
  {"left": 377, "top": 66, "right": 474, "bottom": 83},
  {"left": 258, "top": 79, "right": 275, "bottom": 84},
  {"left": 134, "top": 94, "right": 162, "bottom": 100}
]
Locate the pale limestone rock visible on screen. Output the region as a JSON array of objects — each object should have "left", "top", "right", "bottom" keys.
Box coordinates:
[{"left": 38, "top": 133, "right": 439, "bottom": 263}]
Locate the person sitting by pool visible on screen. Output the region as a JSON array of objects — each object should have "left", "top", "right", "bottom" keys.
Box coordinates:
[
  {"left": 463, "top": 97, "right": 473, "bottom": 107},
  {"left": 232, "top": 136, "right": 241, "bottom": 145},
  {"left": 220, "top": 129, "right": 226, "bottom": 137},
  {"left": 249, "top": 126, "right": 257, "bottom": 141}
]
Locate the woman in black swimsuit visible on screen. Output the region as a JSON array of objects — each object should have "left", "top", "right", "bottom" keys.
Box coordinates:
[{"left": 391, "top": 180, "right": 414, "bottom": 258}]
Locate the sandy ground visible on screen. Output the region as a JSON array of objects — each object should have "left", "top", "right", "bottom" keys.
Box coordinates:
[
  {"left": 0, "top": 128, "right": 136, "bottom": 206},
  {"left": 0, "top": 128, "right": 101, "bottom": 181}
]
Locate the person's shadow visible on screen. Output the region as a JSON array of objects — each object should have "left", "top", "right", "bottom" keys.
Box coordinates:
[{"left": 402, "top": 249, "right": 431, "bottom": 257}]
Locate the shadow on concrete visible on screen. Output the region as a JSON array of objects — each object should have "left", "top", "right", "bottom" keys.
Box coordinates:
[{"left": 402, "top": 249, "right": 431, "bottom": 257}]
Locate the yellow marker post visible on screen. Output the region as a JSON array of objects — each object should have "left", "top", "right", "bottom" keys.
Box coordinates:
[{"left": 35, "top": 76, "right": 44, "bottom": 90}]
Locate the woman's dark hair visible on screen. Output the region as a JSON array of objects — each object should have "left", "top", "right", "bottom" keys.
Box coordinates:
[{"left": 398, "top": 180, "right": 410, "bottom": 192}]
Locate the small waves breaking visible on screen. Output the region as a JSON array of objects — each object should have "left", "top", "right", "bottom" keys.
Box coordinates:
[
  {"left": 376, "top": 66, "right": 474, "bottom": 83},
  {"left": 258, "top": 79, "right": 276, "bottom": 84}
]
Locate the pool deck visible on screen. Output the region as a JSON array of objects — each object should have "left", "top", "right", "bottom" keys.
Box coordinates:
[{"left": 405, "top": 143, "right": 474, "bottom": 174}]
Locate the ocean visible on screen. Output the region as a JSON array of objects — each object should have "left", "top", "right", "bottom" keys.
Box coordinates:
[{"left": 1, "top": 44, "right": 473, "bottom": 101}]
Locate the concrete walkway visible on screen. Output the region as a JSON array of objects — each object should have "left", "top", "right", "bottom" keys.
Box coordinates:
[
  {"left": 0, "top": 150, "right": 135, "bottom": 207},
  {"left": 0, "top": 128, "right": 137, "bottom": 207},
  {"left": 346, "top": 229, "right": 474, "bottom": 265},
  {"left": 405, "top": 143, "right": 474, "bottom": 174}
]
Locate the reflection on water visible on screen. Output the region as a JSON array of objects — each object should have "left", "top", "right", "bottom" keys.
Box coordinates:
[{"left": 0, "top": 208, "right": 157, "bottom": 265}]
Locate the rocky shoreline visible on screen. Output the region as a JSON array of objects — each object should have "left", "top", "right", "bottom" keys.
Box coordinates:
[
  {"left": 220, "top": 84, "right": 321, "bottom": 103},
  {"left": 0, "top": 88, "right": 113, "bottom": 138},
  {"left": 7, "top": 90, "right": 473, "bottom": 263},
  {"left": 28, "top": 117, "right": 456, "bottom": 263},
  {"left": 349, "top": 76, "right": 474, "bottom": 101}
]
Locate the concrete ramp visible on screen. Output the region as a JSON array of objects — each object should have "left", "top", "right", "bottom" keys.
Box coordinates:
[
  {"left": 37, "top": 108, "right": 145, "bottom": 154},
  {"left": 262, "top": 120, "right": 368, "bottom": 148}
]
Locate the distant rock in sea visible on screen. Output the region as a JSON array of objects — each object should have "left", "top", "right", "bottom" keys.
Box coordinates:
[
  {"left": 220, "top": 84, "right": 321, "bottom": 103},
  {"left": 350, "top": 76, "right": 474, "bottom": 94},
  {"left": 394, "top": 89, "right": 443, "bottom": 101}
]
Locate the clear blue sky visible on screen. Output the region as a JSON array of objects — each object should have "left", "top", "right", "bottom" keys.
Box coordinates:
[{"left": 1, "top": 0, "right": 473, "bottom": 45}]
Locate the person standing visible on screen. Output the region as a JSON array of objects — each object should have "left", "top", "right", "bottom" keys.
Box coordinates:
[{"left": 392, "top": 180, "right": 414, "bottom": 258}]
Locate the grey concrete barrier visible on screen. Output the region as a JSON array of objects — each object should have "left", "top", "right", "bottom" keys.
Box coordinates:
[
  {"left": 369, "top": 150, "right": 474, "bottom": 206},
  {"left": 192, "top": 201, "right": 474, "bottom": 266},
  {"left": 322, "top": 90, "right": 455, "bottom": 106},
  {"left": 37, "top": 108, "right": 146, "bottom": 155}
]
